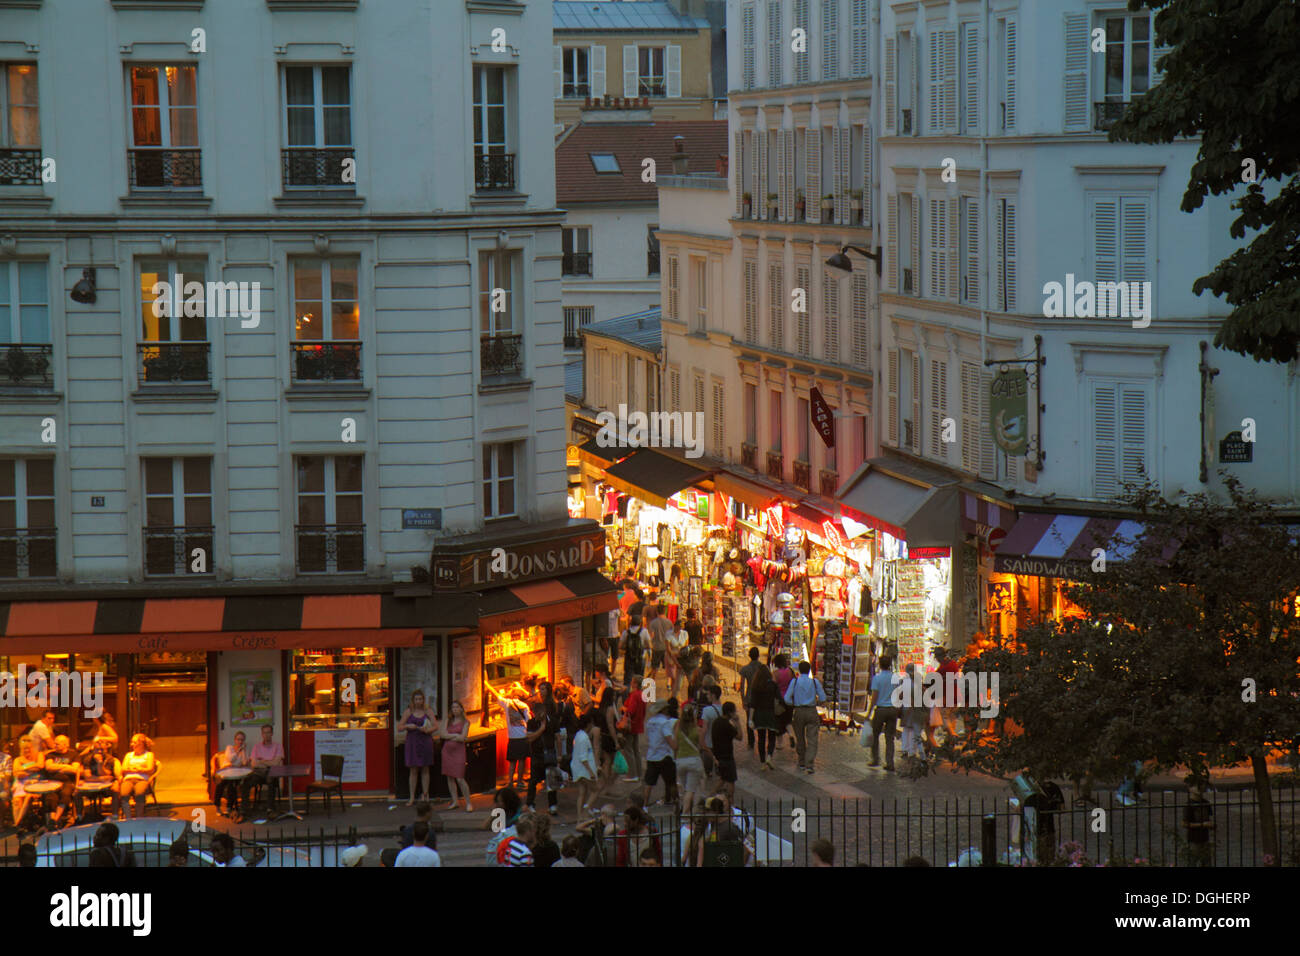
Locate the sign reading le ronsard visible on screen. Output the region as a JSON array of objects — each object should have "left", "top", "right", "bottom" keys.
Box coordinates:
[{"left": 432, "top": 529, "right": 605, "bottom": 590}]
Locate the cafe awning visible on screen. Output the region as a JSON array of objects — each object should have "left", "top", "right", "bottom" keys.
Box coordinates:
[
  {"left": 712, "top": 469, "right": 782, "bottom": 510},
  {"left": 836, "top": 459, "right": 960, "bottom": 549},
  {"left": 0, "top": 594, "right": 425, "bottom": 654},
  {"left": 602, "top": 449, "right": 713, "bottom": 509},
  {"left": 991, "top": 512, "right": 1180, "bottom": 578},
  {"left": 577, "top": 437, "right": 637, "bottom": 470},
  {"left": 475, "top": 569, "right": 620, "bottom": 634}
]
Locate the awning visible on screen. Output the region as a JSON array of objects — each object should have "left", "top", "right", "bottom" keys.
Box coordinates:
[
  {"left": 787, "top": 500, "right": 837, "bottom": 537},
  {"left": 0, "top": 594, "right": 425, "bottom": 654},
  {"left": 960, "top": 490, "right": 1018, "bottom": 539},
  {"left": 712, "top": 470, "right": 782, "bottom": 510},
  {"left": 577, "top": 437, "right": 637, "bottom": 469},
  {"left": 836, "top": 461, "right": 960, "bottom": 549},
  {"left": 476, "top": 569, "right": 620, "bottom": 634},
  {"left": 602, "top": 449, "right": 712, "bottom": 508},
  {"left": 991, "top": 512, "right": 1179, "bottom": 578}
]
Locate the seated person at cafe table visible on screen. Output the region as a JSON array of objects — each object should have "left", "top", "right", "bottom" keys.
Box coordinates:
[
  {"left": 10, "top": 735, "right": 43, "bottom": 830},
  {"left": 119, "top": 734, "right": 160, "bottom": 821},
  {"left": 211, "top": 731, "right": 251, "bottom": 820},
  {"left": 42, "top": 735, "right": 82, "bottom": 828},
  {"left": 239, "top": 724, "right": 285, "bottom": 815},
  {"left": 76, "top": 739, "right": 121, "bottom": 820}
]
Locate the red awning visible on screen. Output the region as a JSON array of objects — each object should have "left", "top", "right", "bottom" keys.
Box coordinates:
[
  {"left": 0, "top": 628, "right": 423, "bottom": 655},
  {"left": 475, "top": 569, "right": 620, "bottom": 634}
]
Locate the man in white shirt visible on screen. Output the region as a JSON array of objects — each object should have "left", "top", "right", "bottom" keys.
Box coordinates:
[
  {"left": 211, "top": 833, "right": 246, "bottom": 867},
  {"left": 30, "top": 710, "right": 55, "bottom": 754},
  {"left": 782, "top": 661, "right": 827, "bottom": 774},
  {"left": 394, "top": 821, "right": 441, "bottom": 867}
]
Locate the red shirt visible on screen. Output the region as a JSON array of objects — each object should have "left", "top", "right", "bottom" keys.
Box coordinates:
[
  {"left": 937, "top": 659, "right": 961, "bottom": 707},
  {"left": 624, "top": 690, "right": 647, "bottom": 734}
]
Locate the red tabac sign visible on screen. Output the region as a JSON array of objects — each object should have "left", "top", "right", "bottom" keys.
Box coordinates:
[{"left": 810, "top": 387, "right": 835, "bottom": 448}]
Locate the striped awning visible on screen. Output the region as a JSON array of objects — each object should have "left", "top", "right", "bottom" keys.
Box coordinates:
[
  {"left": 0, "top": 594, "right": 425, "bottom": 654},
  {"left": 992, "top": 513, "right": 1178, "bottom": 578},
  {"left": 475, "top": 569, "right": 620, "bottom": 634},
  {"left": 960, "top": 491, "right": 1017, "bottom": 538}
]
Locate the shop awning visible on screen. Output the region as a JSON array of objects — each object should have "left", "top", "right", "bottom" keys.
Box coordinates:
[
  {"left": 991, "top": 512, "right": 1180, "bottom": 578},
  {"left": 577, "top": 437, "right": 637, "bottom": 469},
  {"left": 0, "top": 595, "right": 425, "bottom": 654},
  {"left": 475, "top": 569, "right": 620, "bottom": 634},
  {"left": 602, "top": 450, "right": 713, "bottom": 509},
  {"left": 713, "top": 469, "right": 782, "bottom": 510},
  {"left": 787, "top": 500, "right": 837, "bottom": 537},
  {"left": 960, "top": 490, "right": 1018, "bottom": 539},
  {"left": 836, "top": 460, "right": 960, "bottom": 549}
]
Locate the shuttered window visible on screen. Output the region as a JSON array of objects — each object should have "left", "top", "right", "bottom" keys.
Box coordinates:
[
  {"left": 666, "top": 255, "right": 679, "bottom": 320},
  {"left": 1093, "top": 194, "right": 1151, "bottom": 284},
  {"left": 886, "top": 348, "right": 899, "bottom": 446},
  {"left": 821, "top": 0, "right": 839, "bottom": 81},
  {"left": 850, "top": 0, "right": 870, "bottom": 77},
  {"left": 929, "top": 357, "right": 948, "bottom": 459},
  {"left": 1092, "top": 380, "right": 1149, "bottom": 498},
  {"left": 743, "top": 3, "right": 757, "bottom": 90},
  {"left": 743, "top": 258, "right": 759, "bottom": 344},
  {"left": 961, "top": 22, "right": 978, "bottom": 133},
  {"left": 883, "top": 36, "right": 897, "bottom": 133},
  {"left": 999, "top": 18, "right": 1017, "bottom": 131},
  {"left": 795, "top": 263, "right": 811, "bottom": 357},
  {"left": 960, "top": 361, "right": 996, "bottom": 476},
  {"left": 793, "top": 0, "right": 810, "bottom": 84},
  {"left": 960, "top": 195, "right": 979, "bottom": 304},
  {"left": 767, "top": 0, "right": 783, "bottom": 87},
  {"left": 670, "top": 366, "right": 681, "bottom": 412},
  {"left": 822, "top": 268, "right": 840, "bottom": 362},
  {"left": 928, "top": 197, "right": 951, "bottom": 298},
  {"left": 994, "top": 197, "right": 1017, "bottom": 311},
  {"left": 850, "top": 272, "right": 869, "bottom": 368},
  {"left": 712, "top": 380, "right": 725, "bottom": 456},
  {"left": 768, "top": 261, "right": 784, "bottom": 351}
]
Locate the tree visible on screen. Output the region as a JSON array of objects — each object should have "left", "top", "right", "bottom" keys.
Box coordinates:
[
  {"left": 945, "top": 480, "right": 1300, "bottom": 865},
  {"left": 1111, "top": 0, "right": 1300, "bottom": 364}
]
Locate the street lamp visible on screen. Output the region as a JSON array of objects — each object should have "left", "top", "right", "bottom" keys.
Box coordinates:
[{"left": 825, "top": 244, "right": 883, "bottom": 276}]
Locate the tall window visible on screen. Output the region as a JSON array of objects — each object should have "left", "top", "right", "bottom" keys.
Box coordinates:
[
  {"left": 0, "top": 458, "right": 54, "bottom": 578},
  {"left": 850, "top": 0, "right": 870, "bottom": 77},
  {"left": 792, "top": 0, "right": 810, "bottom": 84},
  {"left": 821, "top": 0, "right": 839, "bottom": 81},
  {"left": 473, "top": 66, "right": 514, "bottom": 191},
  {"left": 0, "top": 261, "right": 50, "bottom": 386},
  {"left": 822, "top": 268, "right": 840, "bottom": 362},
  {"left": 743, "top": 3, "right": 757, "bottom": 89},
  {"left": 994, "top": 196, "right": 1017, "bottom": 311},
  {"left": 769, "top": 390, "right": 783, "bottom": 452},
  {"left": 796, "top": 396, "right": 810, "bottom": 462},
  {"left": 143, "top": 457, "right": 212, "bottom": 577},
  {"left": 292, "top": 258, "right": 361, "bottom": 382},
  {"left": 1, "top": 63, "right": 39, "bottom": 149},
  {"left": 563, "top": 306, "right": 593, "bottom": 347},
  {"left": 1102, "top": 13, "right": 1151, "bottom": 104},
  {"left": 767, "top": 0, "right": 783, "bottom": 86},
  {"left": 1092, "top": 380, "right": 1149, "bottom": 498},
  {"left": 282, "top": 66, "right": 352, "bottom": 188},
  {"left": 479, "top": 250, "right": 523, "bottom": 376},
  {"left": 128, "top": 65, "right": 199, "bottom": 188},
  {"left": 296, "top": 455, "right": 364, "bottom": 573},
  {"left": 744, "top": 382, "right": 758, "bottom": 445},
  {"left": 139, "top": 261, "right": 209, "bottom": 383},
  {"left": 768, "top": 262, "right": 784, "bottom": 351},
  {"left": 562, "top": 47, "right": 591, "bottom": 97},
  {"left": 711, "top": 380, "right": 725, "bottom": 457},
  {"left": 795, "top": 264, "right": 811, "bottom": 357},
  {"left": 899, "top": 192, "right": 916, "bottom": 294},
  {"left": 483, "top": 443, "right": 518, "bottom": 520},
  {"left": 666, "top": 255, "right": 679, "bottom": 321},
  {"left": 743, "top": 259, "right": 758, "bottom": 344},
  {"left": 646, "top": 225, "right": 660, "bottom": 276},
  {"left": 562, "top": 227, "right": 592, "bottom": 276},
  {"left": 850, "top": 272, "right": 869, "bottom": 368},
  {"left": 693, "top": 258, "right": 708, "bottom": 332},
  {"left": 638, "top": 47, "right": 666, "bottom": 96},
  {"left": 960, "top": 196, "right": 979, "bottom": 304},
  {"left": 1092, "top": 194, "right": 1151, "bottom": 284},
  {"left": 998, "top": 18, "right": 1017, "bottom": 131}
]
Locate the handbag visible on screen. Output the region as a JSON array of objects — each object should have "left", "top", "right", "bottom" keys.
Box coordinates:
[{"left": 612, "top": 751, "right": 629, "bottom": 776}]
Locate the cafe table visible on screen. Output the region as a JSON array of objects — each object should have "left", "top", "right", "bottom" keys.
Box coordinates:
[
  {"left": 22, "top": 779, "right": 62, "bottom": 828},
  {"left": 75, "top": 779, "right": 115, "bottom": 820},
  {"left": 268, "top": 764, "right": 311, "bottom": 822}
]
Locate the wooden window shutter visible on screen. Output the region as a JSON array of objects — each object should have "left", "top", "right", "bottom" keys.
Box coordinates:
[{"left": 1063, "top": 13, "right": 1090, "bottom": 132}]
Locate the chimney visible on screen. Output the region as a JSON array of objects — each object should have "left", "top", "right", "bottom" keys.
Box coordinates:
[{"left": 671, "top": 135, "right": 688, "bottom": 175}]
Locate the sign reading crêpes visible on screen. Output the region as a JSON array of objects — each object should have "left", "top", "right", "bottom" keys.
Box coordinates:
[{"left": 431, "top": 528, "right": 606, "bottom": 591}]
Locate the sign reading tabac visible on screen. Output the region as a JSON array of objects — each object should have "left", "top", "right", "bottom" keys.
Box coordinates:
[
  {"left": 989, "top": 369, "right": 1029, "bottom": 456},
  {"left": 431, "top": 529, "right": 606, "bottom": 591}
]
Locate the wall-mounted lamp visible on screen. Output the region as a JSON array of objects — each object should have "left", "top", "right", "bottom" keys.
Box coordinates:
[
  {"left": 825, "top": 244, "right": 883, "bottom": 277},
  {"left": 71, "top": 268, "right": 97, "bottom": 304}
]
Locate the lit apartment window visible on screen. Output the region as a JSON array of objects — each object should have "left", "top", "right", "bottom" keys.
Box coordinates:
[
  {"left": 562, "top": 227, "right": 592, "bottom": 276},
  {"left": 292, "top": 258, "right": 361, "bottom": 382},
  {"left": 282, "top": 66, "right": 353, "bottom": 189},
  {"left": 0, "top": 458, "right": 54, "bottom": 579},
  {"left": 143, "top": 457, "right": 213, "bottom": 577},
  {"left": 0, "top": 260, "right": 51, "bottom": 387},
  {"left": 296, "top": 455, "right": 364, "bottom": 573},
  {"left": 483, "top": 442, "right": 518, "bottom": 520},
  {"left": 128, "top": 65, "right": 200, "bottom": 189},
  {"left": 473, "top": 65, "right": 515, "bottom": 191},
  {"left": 138, "top": 261, "right": 210, "bottom": 384},
  {"left": 0, "top": 64, "right": 40, "bottom": 185}
]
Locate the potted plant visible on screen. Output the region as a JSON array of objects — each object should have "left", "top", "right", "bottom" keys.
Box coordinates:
[
  {"left": 821, "top": 193, "right": 835, "bottom": 212},
  {"left": 742, "top": 192, "right": 752, "bottom": 218},
  {"left": 795, "top": 189, "right": 806, "bottom": 218},
  {"left": 850, "top": 189, "right": 863, "bottom": 213},
  {"left": 768, "top": 192, "right": 779, "bottom": 216}
]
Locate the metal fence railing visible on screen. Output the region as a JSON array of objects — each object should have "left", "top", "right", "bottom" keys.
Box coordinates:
[{"left": 2, "top": 825, "right": 357, "bottom": 868}]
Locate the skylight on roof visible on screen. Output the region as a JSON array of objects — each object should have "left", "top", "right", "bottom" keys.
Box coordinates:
[{"left": 590, "top": 152, "right": 621, "bottom": 173}]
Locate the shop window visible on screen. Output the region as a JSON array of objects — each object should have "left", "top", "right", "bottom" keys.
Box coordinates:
[{"left": 290, "top": 647, "right": 389, "bottom": 731}]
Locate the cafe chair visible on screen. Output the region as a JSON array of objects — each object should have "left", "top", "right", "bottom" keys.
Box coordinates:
[{"left": 305, "top": 754, "right": 345, "bottom": 817}]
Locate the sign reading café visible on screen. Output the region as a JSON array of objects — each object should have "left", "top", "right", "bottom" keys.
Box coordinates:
[{"left": 431, "top": 526, "right": 606, "bottom": 591}]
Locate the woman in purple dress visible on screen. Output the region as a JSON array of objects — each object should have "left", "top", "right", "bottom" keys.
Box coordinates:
[
  {"left": 399, "top": 691, "right": 438, "bottom": 805},
  {"left": 439, "top": 700, "right": 473, "bottom": 813}
]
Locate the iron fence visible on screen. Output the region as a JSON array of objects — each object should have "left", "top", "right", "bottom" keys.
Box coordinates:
[{"left": 2, "top": 825, "right": 357, "bottom": 867}]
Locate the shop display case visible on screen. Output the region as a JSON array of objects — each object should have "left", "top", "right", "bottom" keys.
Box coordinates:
[{"left": 290, "top": 647, "right": 390, "bottom": 731}]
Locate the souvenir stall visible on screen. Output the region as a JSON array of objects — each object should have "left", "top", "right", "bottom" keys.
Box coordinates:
[{"left": 871, "top": 531, "right": 953, "bottom": 677}]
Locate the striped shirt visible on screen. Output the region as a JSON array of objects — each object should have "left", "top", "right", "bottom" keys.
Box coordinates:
[{"left": 503, "top": 838, "right": 534, "bottom": 867}]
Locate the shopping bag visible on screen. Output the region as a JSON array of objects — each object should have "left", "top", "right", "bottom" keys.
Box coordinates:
[
  {"left": 858, "top": 721, "right": 872, "bottom": 749},
  {"left": 613, "top": 751, "right": 629, "bottom": 776}
]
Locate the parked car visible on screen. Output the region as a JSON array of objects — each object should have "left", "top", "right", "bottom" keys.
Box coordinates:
[{"left": 35, "top": 819, "right": 341, "bottom": 867}]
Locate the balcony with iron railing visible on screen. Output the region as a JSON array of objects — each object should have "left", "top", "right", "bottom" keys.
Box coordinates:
[
  {"left": 647, "top": 246, "right": 660, "bottom": 276},
  {"left": 819, "top": 468, "right": 839, "bottom": 497},
  {"left": 1094, "top": 100, "right": 1134, "bottom": 131},
  {"left": 793, "top": 459, "right": 812, "bottom": 493},
  {"left": 296, "top": 523, "right": 365, "bottom": 574},
  {"left": 480, "top": 333, "right": 523, "bottom": 377},
  {"left": 474, "top": 151, "right": 517, "bottom": 192},
  {"left": 741, "top": 442, "right": 757, "bottom": 470},
  {"left": 143, "top": 526, "right": 214, "bottom": 577},
  {"left": 562, "top": 252, "right": 592, "bottom": 277},
  {"left": 128, "top": 148, "right": 202, "bottom": 190},
  {"left": 1, "top": 344, "right": 53, "bottom": 388},
  {"left": 0, "top": 527, "right": 56, "bottom": 579},
  {"left": 563, "top": 82, "right": 591, "bottom": 98},
  {"left": 766, "top": 451, "right": 784, "bottom": 482},
  {"left": 0, "top": 148, "right": 42, "bottom": 186},
  {"left": 281, "top": 146, "right": 356, "bottom": 189},
  {"left": 291, "top": 341, "right": 362, "bottom": 383},
  {"left": 139, "top": 342, "right": 211, "bottom": 384}
]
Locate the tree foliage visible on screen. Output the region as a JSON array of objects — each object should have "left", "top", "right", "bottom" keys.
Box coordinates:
[{"left": 1111, "top": 0, "right": 1300, "bottom": 363}]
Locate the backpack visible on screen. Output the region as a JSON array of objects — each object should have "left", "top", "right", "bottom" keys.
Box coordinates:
[
  {"left": 485, "top": 824, "right": 516, "bottom": 866},
  {"left": 495, "top": 835, "right": 520, "bottom": 866},
  {"left": 625, "top": 627, "right": 645, "bottom": 660}
]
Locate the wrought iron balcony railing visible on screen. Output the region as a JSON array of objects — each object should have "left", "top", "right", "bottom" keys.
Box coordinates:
[
  {"left": 638, "top": 80, "right": 667, "bottom": 97},
  {"left": 291, "top": 341, "right": 362, "bottom": 383},
  {"left": 480, "top": 333, "right": 523, "bottom": 377},
  {"left": 143, "top": 525, "right": 214, "bottom": 577},
  {"left": 296, "top": 523, "right": 365, "bottom": 574},
  {"left": 474, "top": 151, "right": 516, "bottom": 191},
  {"left": 562, "top": 252, "right": 593, "bottom": 276},
  {"left": 563, "top": 335, "right": 583, "bottom": 350},
  {"left": 0, "top": 527, "right": 56, "bottom": 579},
  {"left": 0, "top": 147, "right": 42, "bottom": 186},
  {"left": 766, "top": 451, "right": 784, "bottom": 482},
  {"left": 281, "top": 146, "right": 356, "bottom": 189},
  {"left": 563, "top": 82, "right": 591, "bottom": 98},
  {"left": 139, "top": 342, "right": 211, "bottom": 384},
  {"left": 900, "top": 109, "right": 913, "bottom": 135},
  {"left": 819, "top": 468, "right": 839, "bottom": 497},
  {"left": 793, "top": 459, "right": 812, "bottom": 493},
  {"left": 647, "top": 246, "right": 660, "bottom": 276},
  {"left": 741, "top": 442, "right": 757, "bottom": 470},
  {"left": 1094, "top": 100, "right": 1133, "bottom": 131},
  {"left": 1, "top": 343, "right": 53, "bottom": 387},
  {"left": 128, "top": 148, "right": 202, "bottom": 189}
]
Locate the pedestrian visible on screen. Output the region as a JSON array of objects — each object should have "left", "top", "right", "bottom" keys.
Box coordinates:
[
  {"left": 898, "top": 663, "right": 927, "bottom": 763},
  {"left": 17, "top": 841, "right": 36, "bottom": 867},
  {"left": 570, "top": 711, "right": 598, "bottom": 819},
  {"left": 398, "top": 690, "right": 438, "bottom": 805},
  {"left": 614, "top": 806, "right": 660, "bottom": 867},
  {"left": 1183, "top": 777, "right": 1215, "bottom": 867},
  {"left": 690, "top": 652, "right": 720, "bottom": 713},
  {"left": 493, "top": 686, "right": 532, "bottom": 790},
  {"left": 619, "top": 673, "right": 647, "bottom": 782},
  {"left": 810, "top": 839, "right": 834, "bottom": 867},
  {"left": 593, "top": 682, "right": 620, "bottom": 801},
  {"left": 210, "top": 832, "right": 246, "bottom": 868},
  {"left": 933, "top": 647, "right": 961, "bottom": 742},
  {"left": 397, "top": 800, "right": 434, "bottom": 849},
  {"left": 553, "top": 834, "right": 585, "bottom": 867},
  {"left": 525, "top": 681, "right": 560, "bottom": 816},
  {"left": 499, "top": 812, "right": 536, "bottom": 866},
  {"left": 666, "top": 617, "right": 688, "bottom": 697},
  {"left": 699, "top": 683, "right": 724, "bottom": 780},
  {"left": 711, "top": 701, "right": 741, "bottom": 800},
  {"left": 783, "top": 660, "right": 827, "bottom": 774},
  {"left": 673, "top": 701, "right": 705, "bottom": 815},
  {"left": 738, "top": 647, "right": 762, "bottom": 751},
  {"left": 439, "top": 700, "right": 474, "bottom": 813},
  {"left": 576, "top": 803, "right": 617, "bottom": 866},
  {"left": 1116, "top": 760, "right": 1146, "bottom": 806},
  {"left": 682, "top": 607, "right": 705, "bottom": 650},
  {"left": 530, "top": 811, "right": 561, "bottom": 868},
  {"left": 483, "top": 786, "right": 523, "bottom": 864},
  {"left": 748, "top": 662, "right": 778, "bottom": 769},
  {"left": 87, "top": 822, "right": 137, "bottom": 867},
  {"left": 866, "top": 655, "right": 900, "bottom": 772},
  {"left": 168, "top": 840, "right": 189, "bottom": 867},
  {"left": 394, "top": 821, "right": 441, "bottom": 867},
  {"left": 647, "top": 603, "right": 673, "bottom": 679},
  {"left": 642, "top": 697, "right": 678, "bottom": 807},
  {"left": 621, "top": 614, "right": 648, "bottom": 685},
  {"left": 683, "top": 796, "right": 748, "bottom": 867},
  {"left": 771, "top": 653, "right": 797, "bottom": 750}
]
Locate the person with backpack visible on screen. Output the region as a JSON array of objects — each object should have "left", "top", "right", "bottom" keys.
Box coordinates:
[
  {"left": 699, "top": 683, "right": 724, "bottom": 781},
  {"left": 483, "top": 786, "right": 523, "bottom": 865},
  {"left": 621, "top": 614, "right": 648, "bottom": 685},
  {"left": 498, "top": 813, "right": 536, "bottom": 866}
]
